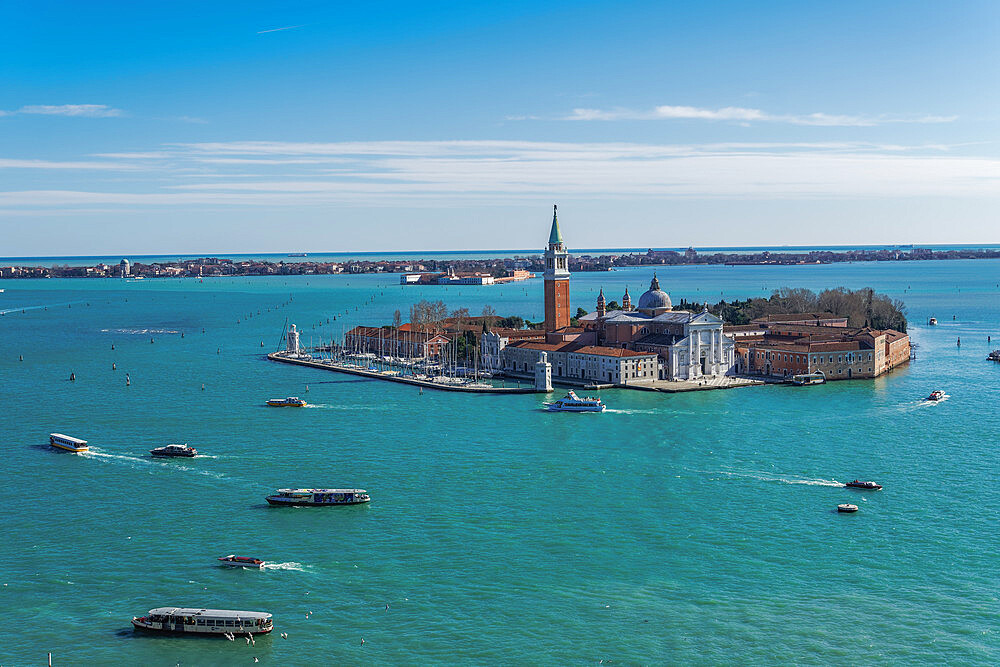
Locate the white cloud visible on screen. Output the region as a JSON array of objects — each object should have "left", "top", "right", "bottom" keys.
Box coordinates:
[
  {"left": 561, "top": 105, "right": 957, "bottom": 126},
  {"left": 2, "top": 140, "right": 999, "bottom": 211},
  {"left": 7, "top": 104, "right": 124, "bottom": 118}
]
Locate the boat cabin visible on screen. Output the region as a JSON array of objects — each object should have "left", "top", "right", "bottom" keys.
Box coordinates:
[
  {"left": 49, "top": 433, "right": 88, "bottom": 452},
  {"left": 133, "top": 607, "right": 273, "bottom": 635}
]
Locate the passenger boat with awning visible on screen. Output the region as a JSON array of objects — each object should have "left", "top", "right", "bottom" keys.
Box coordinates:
[
  {"left": 49, "top": 433, "right": 88, "bottom": 453},
  {"left": 265, "top": 488, "right": 370, "bottom": 506},
  {"left": 543, "top": 390, "right": 606, "bottom": 412},
  {"left": 131, "top": 607, "right": 273, "bottom": 636}
]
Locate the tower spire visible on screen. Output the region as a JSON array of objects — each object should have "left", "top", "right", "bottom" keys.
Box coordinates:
[{"left": 548, "top": 204, "right": 563, "bottom": 245}]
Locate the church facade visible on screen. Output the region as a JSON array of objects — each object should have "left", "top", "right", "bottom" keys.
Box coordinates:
[{"left": 579, "top": 274, "right": 737, "bottom": 381}]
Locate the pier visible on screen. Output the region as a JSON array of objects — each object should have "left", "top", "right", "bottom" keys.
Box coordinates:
[{"left": 267, "top": 352, "right": 545, "bottom": 394}]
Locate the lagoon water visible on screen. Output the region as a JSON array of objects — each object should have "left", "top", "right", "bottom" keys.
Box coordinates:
[{"left": 1, "top": 259, "right": 998, "bottom": 665}]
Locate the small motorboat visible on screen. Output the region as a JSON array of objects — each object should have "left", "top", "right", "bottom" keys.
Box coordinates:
[
  {"left": 543, "top": 390, "right": 606, "bottom": 413},
  {"left": 837, "top": 504, "right": 859, "bottom": 513},
  {"left": 928, "top": 317, "right": 938, "bottom": 325},
  {"left": 988, "top": 350, "right": 1000, "bottom": 362},
  {"left": 266, "top": 396, "right": 307, "bottom": 407},
  {"left": 845, "top": 480, "right": 882, "bottom": 490},
  {"left": 217, "top": 554, "right": 265, "bottom": 569},
  {"left": 925, "top": 390, "right": 945, "bottom": 401},
  {"left": 151, "top": 444, "right": 197, "bottom": 457}
]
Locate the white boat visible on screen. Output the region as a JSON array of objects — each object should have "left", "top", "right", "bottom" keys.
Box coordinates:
[
  {"left": 49, "top": 433, "right": 88, "bottom": 453},
  {"left": 132, "top": 607, "right": 273, "bottom": 636},
  {"left": 791, "top": 371, "right": 826, "bottom": 386},
  {"left": 266, "top": 396, "right": 307, "bottom": 407},
  {"left": 925, "top": 390, "right": 945, "bottom": 401},
  {"left": 837, "top": 504, "right": 859, "bottom": 513},
  {"left": 928, "top": 317, "right": 938, "bottom": 325},
  {"left": 544, "top": 390, "right": 606, "bottom": 413}
]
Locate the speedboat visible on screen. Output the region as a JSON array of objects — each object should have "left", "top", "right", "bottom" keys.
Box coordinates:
[
  {"left": 266, "top": 488, "right": 370, "bottom": 506},
  {"left": 151, "top": 444, "right": 197, "bottom": 457},
  {"left": 988, "top": 350, "right": 1000, "bottom": 362},
  {"left": 543, "top": 390, "right": 606, "bottom": 412},
  {"left": 845, "top": 480, "right": 882, "bottom": 490},
  {"left": 132, "top": 607, "right": 273, "bottom": 636},
  {"left": 837, "top": 504, "right": 859, "bottom": 513},
  {"left": 928, "top": 317, "right": 938, "bottom": 325},
  {"left": 217, "top": 555, "right": 265, "bottom": 569},
  {"left": 925, "top": 390, "right": 945, "bottom": 401},
  {"left": 49, "top": 433, "right": 88, "bottom": 453},
  {"left": 266, "top": 396, "right": 307, "bottom": 407}
]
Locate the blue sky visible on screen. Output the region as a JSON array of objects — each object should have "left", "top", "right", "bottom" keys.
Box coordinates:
[{"left": 1, "top": 1, "right": 998, "bottom": 255}]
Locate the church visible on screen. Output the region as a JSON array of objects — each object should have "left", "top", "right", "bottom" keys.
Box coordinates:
[
  {"left": 578, "top": 274, "right": 736, "bottom": 380},
  {"left": 496, "top": 206, "right": 736, "bottom": 384}
]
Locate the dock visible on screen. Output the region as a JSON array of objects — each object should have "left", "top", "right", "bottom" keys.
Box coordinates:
[{"left": 267, "top": 353, "right": 545, "bottom": 393}]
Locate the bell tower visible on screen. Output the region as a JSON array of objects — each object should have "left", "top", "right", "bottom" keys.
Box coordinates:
[{"left": 543, "top": 204, "right": 571, "bottom": 332}]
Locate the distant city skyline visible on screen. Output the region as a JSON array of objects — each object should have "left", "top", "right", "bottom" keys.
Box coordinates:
[{"left": 2, "top": 1, "right": 998, "bottom": 254}]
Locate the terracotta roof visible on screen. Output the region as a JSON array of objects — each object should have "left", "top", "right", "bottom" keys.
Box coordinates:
[{"left": 571, "top": 345, "right": 657, "bottom": 358}]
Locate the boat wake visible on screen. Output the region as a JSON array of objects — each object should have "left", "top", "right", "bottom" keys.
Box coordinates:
[
  {"left": 101, "top": 328, "right": 180, "bottom": 335},
  {"left": 604, "top": 408, "right": 662, "bottom": 415},
  {"left": 82, "top": 449, "right": 230, "bottom": 480},
  {"left": 262, "top": 561, "right": 306, "bottom": 572},
  {"left": 715, "top": 470, "right": 843, "bottom": 487}
]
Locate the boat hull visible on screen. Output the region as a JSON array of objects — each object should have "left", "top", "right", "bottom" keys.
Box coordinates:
[
  {"left": 265, "top": 497, "right": 370, "bottom": 506},
  {"left": 131, "top": 619, "right": 272, "bottom": 636},
  {"left": 50, "top": 442, "right": 88, "bottom": 453}
]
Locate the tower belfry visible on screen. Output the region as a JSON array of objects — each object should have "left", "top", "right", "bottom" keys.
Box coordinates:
[{"left": 543, "top": 204, "right": 571, "bottom": 331}]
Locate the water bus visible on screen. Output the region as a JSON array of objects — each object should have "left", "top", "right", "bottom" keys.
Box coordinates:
[
  {"left": 151, "top": 444, "right": 197, "bottom": 457},
  {"left": 49, "top": 433, "right": 88, "bottom": 453},
  {"left": 266, "top": 396, "right": 307, "bottom": 407},
  {"left": 131, "top": 607, "right": 273, "bottom": 636},
  {"left": 845, "top": 480, "right": 882, "bottom": 490},
  {"left": 790, "top": 371, "right": 826, "bottom": 386},
  {"left": 925, "top": 390, "right": 946, "bottom": 401},
  {"left": 544, "top": 390, "right": 606, "bottom": 413},
  {"left": 265, "top": 488, "right": 370, "bottom": 506},
  {"left": 217, "top": 555, "right": 265, "bottom": 569}
]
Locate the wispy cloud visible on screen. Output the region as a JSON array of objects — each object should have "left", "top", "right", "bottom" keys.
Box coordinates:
[
  {"left": 3, "top": 104, "right": 124, "bottom": 118},
  {"left": 2, "top": 139, "right": 998, "bottom": 211},
  {"left": 256, "top": 25, "right": 304, "bottom": 34},
  {"left": 558, "top": 105, "right": 957, "bottom": 127}
]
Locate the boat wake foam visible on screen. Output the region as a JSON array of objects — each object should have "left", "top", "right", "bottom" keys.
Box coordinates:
[
  {"left": 715, "top": 470, "right": 843, "bottom": 487},
  {"left": 101, "top": 328, "right": 180, "bottom": 335},
  {"left": 262, "top": 562, "right": 306, "bottom": 572},
  {"left": 82, "top": 449, "right": 229, "bottom": 480},
  {"left": 604, "top": 408, "right": 661, "bottom": 415}
]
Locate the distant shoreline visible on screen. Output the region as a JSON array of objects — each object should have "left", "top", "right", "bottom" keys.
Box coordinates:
[{"left": 4, "top": 246, "right": 1000, "bottom": 280}]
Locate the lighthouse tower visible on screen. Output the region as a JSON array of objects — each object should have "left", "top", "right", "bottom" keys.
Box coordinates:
[
  {"left": 543, "top": 205, "right": 571, "bottom": 332},
  {"left": 286, "top": 324, "right": 300, "bottom": 355}
]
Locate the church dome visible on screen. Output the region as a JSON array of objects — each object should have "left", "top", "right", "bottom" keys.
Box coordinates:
[{"left": 638, "top": 273, "right": 671, "bottom": 311}]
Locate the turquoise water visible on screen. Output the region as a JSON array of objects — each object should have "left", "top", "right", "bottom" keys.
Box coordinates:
[{"left": 1, "top": 260, "right": 998, "bottom": 665}]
